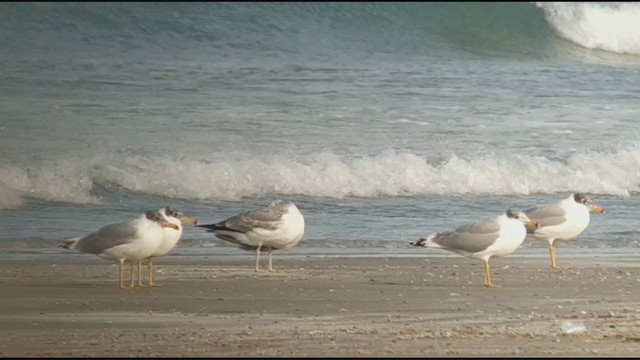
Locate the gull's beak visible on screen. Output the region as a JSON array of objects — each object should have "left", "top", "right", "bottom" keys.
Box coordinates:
[
  {"left": 178, "top": 215, "right": 198, "bottom": 225},
  {"left": 590, "top": 206, "right": 606, "bottom": 214},
  {"left": 525, "top": 220, "right": 540, "bottom": 230}
]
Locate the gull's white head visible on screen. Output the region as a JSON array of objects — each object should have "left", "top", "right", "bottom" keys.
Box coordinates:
[
  {"left": 145, "top": 210, "right": 180, "bottom": 230},
  {"left": 160, "top": 206, "right": 198, "bottom": 227},
  {"left": 572, "top": 193, "right": 606, "bottom": 214}
]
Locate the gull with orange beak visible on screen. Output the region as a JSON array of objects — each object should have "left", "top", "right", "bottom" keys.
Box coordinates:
[
  {"left": 410, "top": 209, "right": 539, "bottom": 288},
  {"left": 524, "top": 193, "right": 605, "bottom": 271},
  {"left": 137, "top": 206, "right": 198, "bottom": 287},
  {"left": 59, "top": 210, "right": 179, "bottom": 289}
]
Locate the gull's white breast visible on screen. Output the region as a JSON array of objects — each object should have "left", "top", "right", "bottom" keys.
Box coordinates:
[
  {"left": 100, "top": 217, "right": 164, "bottom": 262},
  {"left": 534, "top": 201, "right": 590, "bottom": 241}
]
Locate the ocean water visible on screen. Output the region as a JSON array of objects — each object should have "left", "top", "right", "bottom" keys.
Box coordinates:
[{"left": 1, "top": 2, "right": 640, "bottom": 255}]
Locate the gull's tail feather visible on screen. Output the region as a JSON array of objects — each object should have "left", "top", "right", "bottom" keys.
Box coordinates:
[
  {"left": 58, "top": 237, "right": 81, "bottom": 250},
  {"left": 213, "top": 233, "right": 244, "bottom": 245},
  {"left": 196, "top": 222, "right": 242, "bottom": 233},
  {"left": 409, "top": 233, "right": 438, "bottom": 248},
  {"left": 239, "top": 244, "right": 269, "bottom": 252},
  {"left": 196, "top": 223, "right": 219, "bottom": 232}
]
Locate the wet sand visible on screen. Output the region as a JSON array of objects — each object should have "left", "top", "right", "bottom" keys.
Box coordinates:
[{"left": 2, "top": 255, "right": 640, "bottom": 357}]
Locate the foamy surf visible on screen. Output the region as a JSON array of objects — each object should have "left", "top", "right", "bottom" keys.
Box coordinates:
[
  {"left": 537, "top": 2, "right": 640, "bottom": 55},
  {"left": 0, "top": 163, "right": 98, "bottom": 209},
  {"left": 1, "top": 146, "right": 639, "bottom": 209}
]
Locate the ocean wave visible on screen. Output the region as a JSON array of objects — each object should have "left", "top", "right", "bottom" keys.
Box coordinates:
[
  {"left": 3, "top": 2, "right": 636, "bottom": 62},
  {"left": 0, "top": 181, "right": 23, "bottom": 209},
  {"left": 0, "top": 162, "right": 98, "bottom": 209},
  {"left": 537, "top": 2, "right": 640, "bottom": 55},
  {"left": 2, "top": 146, "right": 639, "bottom": 209}
]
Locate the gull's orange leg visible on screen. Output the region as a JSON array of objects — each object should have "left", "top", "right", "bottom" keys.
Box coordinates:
[
  {"left": 137, "top": 260, "right": 146, "bottom": 287},
  {"left": 549, "top": 242, "right": 559, "bottom": 271},
  {"left": 148, "top": 258, "right": 160, "bottom": 287},
  {"left": 129, "top": 261, "right": 136, "bottom": 288},
  {"left": 483, "top": 261, "right": 495, "bottom": 288},
  {"left": 267, "top": 247, "right": 276, "bottom": 273},
  {"left": 255, "top": 244, "right": 262, "bottom": 272}
]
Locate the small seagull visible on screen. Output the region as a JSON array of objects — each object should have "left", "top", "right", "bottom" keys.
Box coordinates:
[
  {"left": 524, "top": 193, "right": 605, "bottom": 270},
  {"left": 197, "top": 200, "right": 305, "bottom": 272},
  {"left": 137, "top": 206, "right": 198, "bottom": 287}
]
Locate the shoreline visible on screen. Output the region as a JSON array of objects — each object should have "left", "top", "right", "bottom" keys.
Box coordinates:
[
  {"left": 2, "top": 256, "right": 640, "bottom": 356},
  {"left": 4, "top": 245, "right": 640, "bottom": 261}
]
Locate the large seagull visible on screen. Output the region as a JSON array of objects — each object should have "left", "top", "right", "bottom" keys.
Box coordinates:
[
  {"left": 411, "top": 209, "right": 539, "bottom": 287},
  {"left": 60, "top": 210, "right": 179, "bottom": 289}
]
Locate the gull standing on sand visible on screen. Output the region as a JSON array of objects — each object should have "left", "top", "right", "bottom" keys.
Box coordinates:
[
  {"left": 524, "top": 193, "right": 605, "bottom": 270},
  {"left": 197, "top": 200, "right": 305, "bottom": 272},
  {"left": 59, "top": 210, "right": 179, "bottom": 289},
  {"left": 410, "top": 209, "right": 539, "bottom": 288},
  {"left": 138, "top": 207, "right": 198, "bottom": 287}
]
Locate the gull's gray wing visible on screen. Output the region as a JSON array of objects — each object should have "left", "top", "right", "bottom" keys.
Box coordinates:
[
  {"left": 74, "top": 222, "right": 140, "bottom": 254},
  {"left": 524, "top": 204, "right": 567, "bottom": 231},
  {"left": 217, "top": 201, "right": 291, "bottom": 233},
  {"left": 431, "top": 219, "right": 501, "bottom": 253}
]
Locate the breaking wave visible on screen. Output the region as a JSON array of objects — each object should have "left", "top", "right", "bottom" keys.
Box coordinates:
[{"left": 2, "top": 146, "right": 639, "bottom": 209}]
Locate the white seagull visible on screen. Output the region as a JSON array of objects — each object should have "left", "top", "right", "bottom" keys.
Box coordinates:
[
  {"left": 59, "top": 210, "right": 179, "bottom": 289},
  {"left": 524, "top": 193, "right": 605, "bottom": 270},
  {"left": 197, "top": 200, "right": 305, "bottom": 272},
  {"left": 138, "top": 206, "right": 198, "bottom": 287},
  {"left": 410, "top": 209, "right": 539, "bottom": 288}
]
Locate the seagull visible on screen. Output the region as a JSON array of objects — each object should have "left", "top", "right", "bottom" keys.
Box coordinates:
[
  {"left": 138, "top": 206, "right": 198, "bottom": 287},
  {"left": 523, "top": 193, "right": 605, "bottom": 270},
  {"left": 197, "top": 200, "right": 305, "bottom": 272},
  {"left": 410, "top": 209, "right": 539, "bottom": 288},
  {"left": 59, "top": 210, "right": 179, "bottom": 289}
]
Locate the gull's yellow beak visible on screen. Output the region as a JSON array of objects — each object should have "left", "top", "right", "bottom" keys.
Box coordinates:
[
  {"left": 179, "top": 216, "right": 198, "bottom": 225},
  {"left": 525, "top": 220, "right": 540, "bottom": 231},
  {"left": 590, "top": 206, "right": 606, "bottom": 214}
]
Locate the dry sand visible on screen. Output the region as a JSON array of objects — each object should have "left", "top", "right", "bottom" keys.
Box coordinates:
[{"left": 2, "top": 254, "right": 640, "bottom": 357}]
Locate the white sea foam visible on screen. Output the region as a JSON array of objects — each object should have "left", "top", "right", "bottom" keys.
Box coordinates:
[
  {"left": 0, "top": 163, "right": 99, "bottom": 209},
  {"left": 0, "top": 181, "right": 23, "bottom": 209},
  {"left": 1, "top": 146, "right": 639, "bottom": 209},
  {"left": 537, "top": 2, "right": 640, "bottom": 55}
]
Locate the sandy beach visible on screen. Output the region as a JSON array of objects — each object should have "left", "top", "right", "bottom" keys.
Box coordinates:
[{"left": 2, "top": 254, "right": 640, "bottom": 357}]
